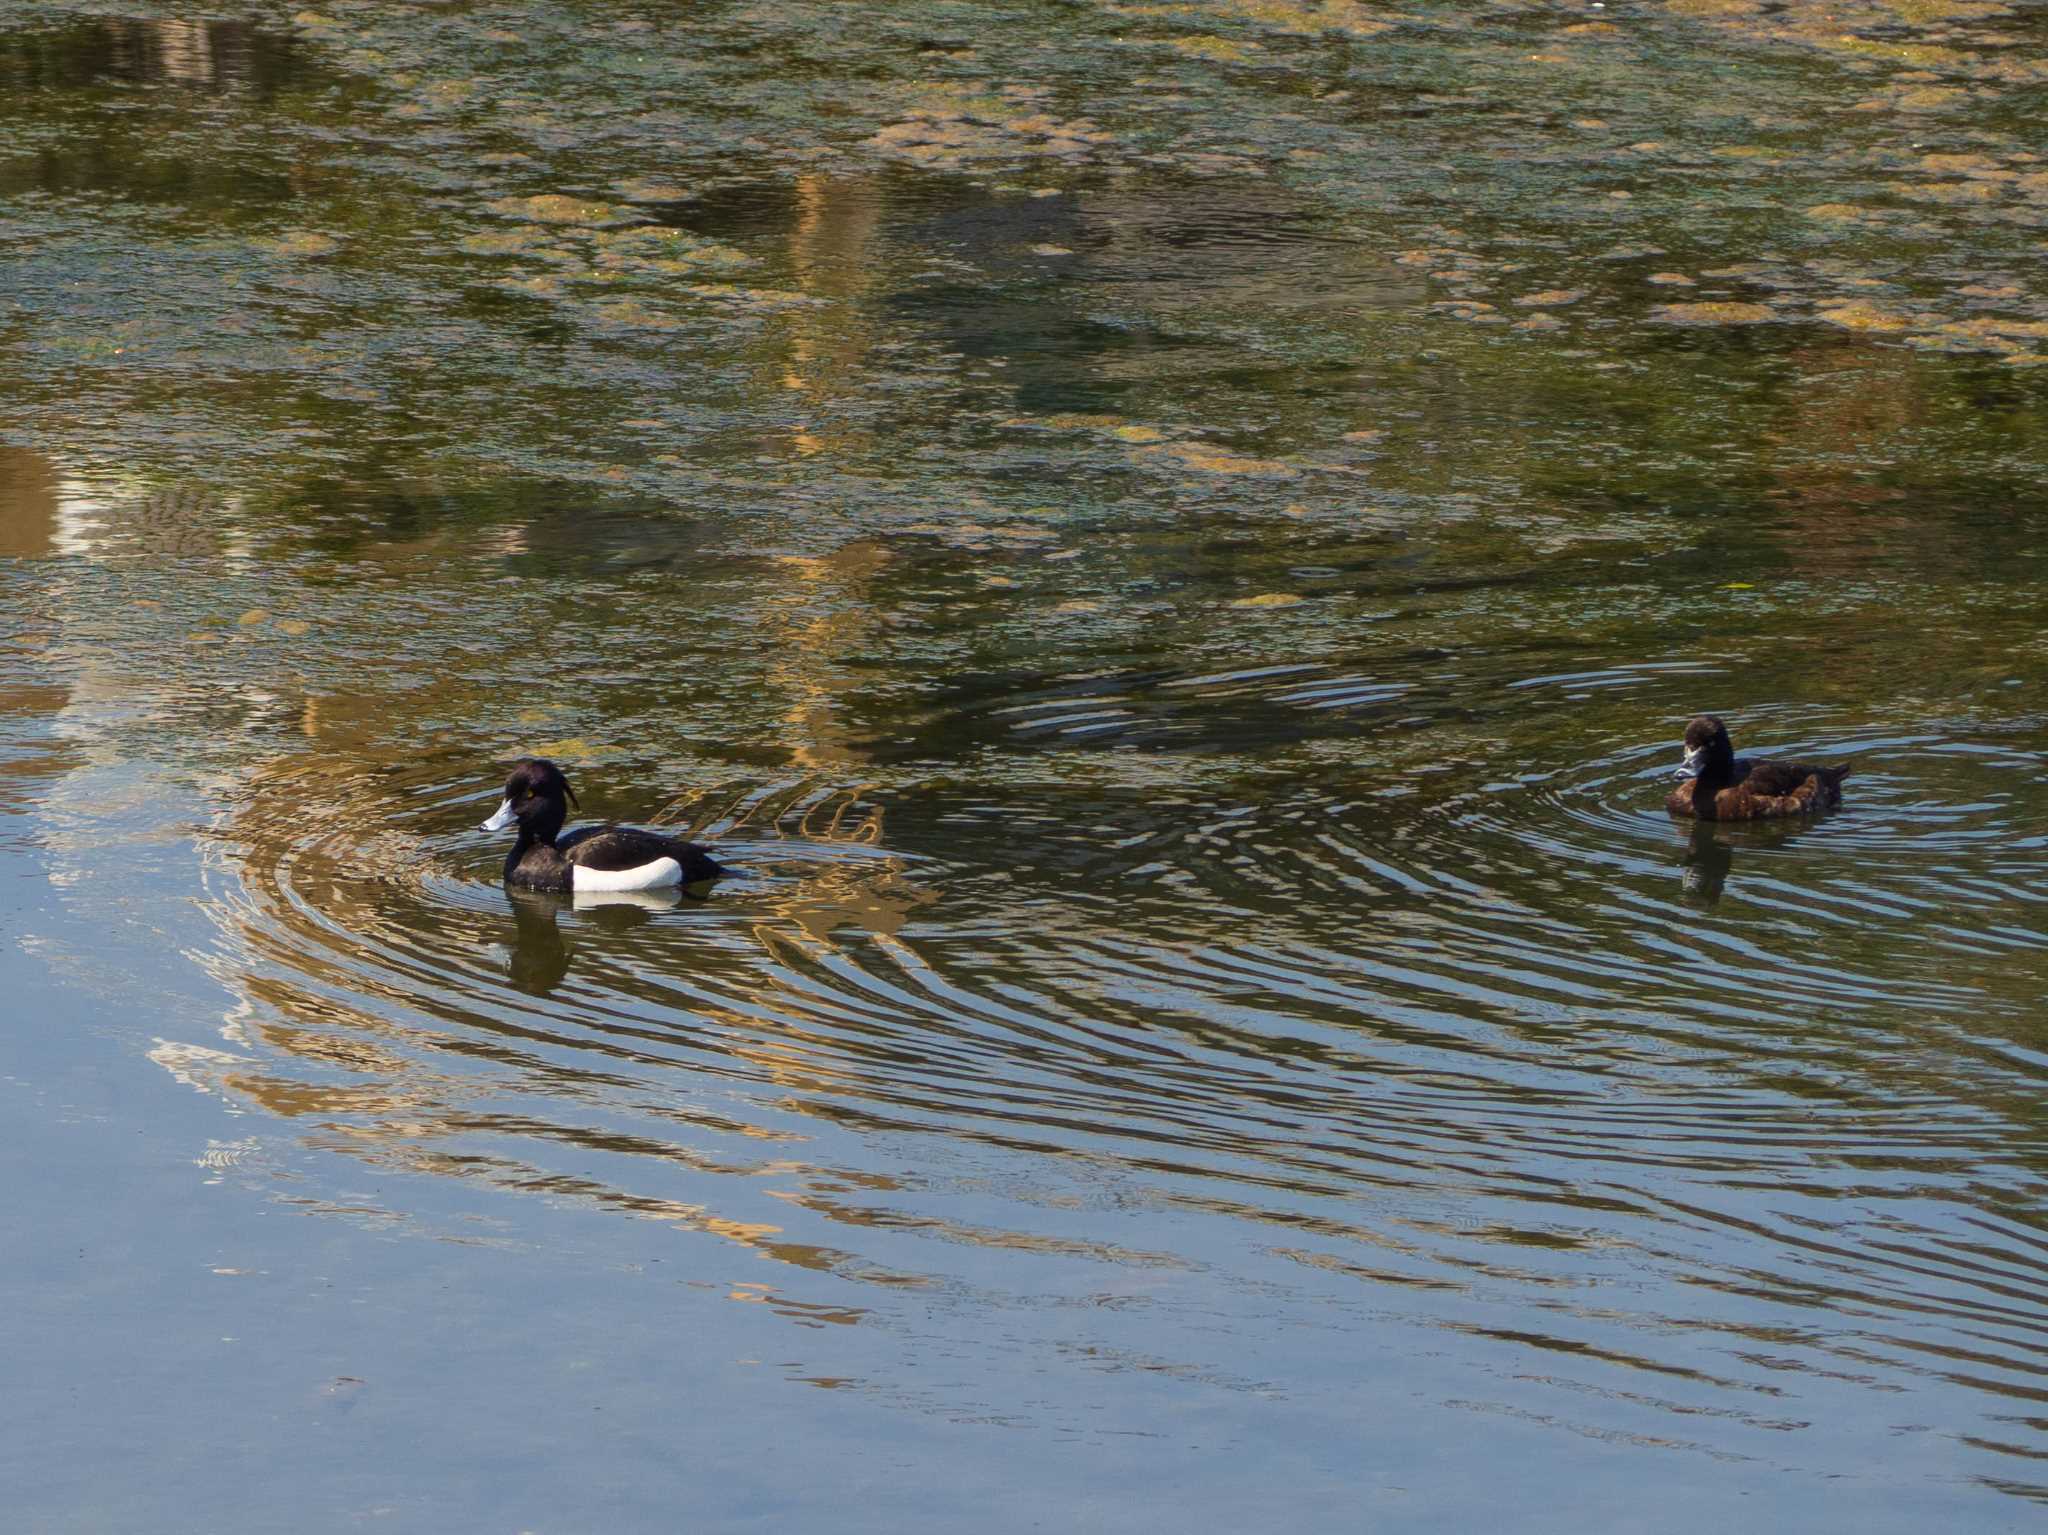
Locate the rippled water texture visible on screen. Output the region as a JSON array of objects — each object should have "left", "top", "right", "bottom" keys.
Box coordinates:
[{"left": 4, "top": 2, "right": 2048, "bottom": 1530}]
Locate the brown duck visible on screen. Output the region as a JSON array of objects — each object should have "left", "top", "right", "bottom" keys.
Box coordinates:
[{"left": 1666, "top": 715, "right": 1851, "bottom": 821}]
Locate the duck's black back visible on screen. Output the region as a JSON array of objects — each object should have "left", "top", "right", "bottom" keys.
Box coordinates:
[{"left": 560, "top": 823, "right": 727, "bottom": 881}]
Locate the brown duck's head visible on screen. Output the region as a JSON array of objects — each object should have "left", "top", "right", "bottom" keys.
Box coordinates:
[{"left": 1678, "top": 715, "right": 1735, "bottom": 781}]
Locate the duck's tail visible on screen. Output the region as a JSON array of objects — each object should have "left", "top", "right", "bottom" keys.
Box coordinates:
[{"left": 673, "top": 841, "right": 735, "bottom": 882}]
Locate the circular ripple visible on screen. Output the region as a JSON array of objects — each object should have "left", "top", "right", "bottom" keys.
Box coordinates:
[{"left": 178, "top": 719, "right": 2048, "bottom": 1482}]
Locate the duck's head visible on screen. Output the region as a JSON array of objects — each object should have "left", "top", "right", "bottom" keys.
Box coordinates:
[
  {"left": 1678, "top": 714, "right": 1734, "bottom": 780},
  {"left": 481, "top": 758, "right": 579, "bottom": 835}
]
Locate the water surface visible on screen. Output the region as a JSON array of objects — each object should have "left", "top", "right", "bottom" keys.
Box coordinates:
[{"left": 3, "top": 2, "right": 2047, "bottom": 1529}]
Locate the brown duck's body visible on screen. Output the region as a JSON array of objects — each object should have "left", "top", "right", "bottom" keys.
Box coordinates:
[{"left": 1666, "top": 715, "right": 1851, "bottom": 822}]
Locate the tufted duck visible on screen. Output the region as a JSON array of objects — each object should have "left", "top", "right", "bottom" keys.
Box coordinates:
[
  {"left": 481, "top": 758, "right": 728, "bottom": 891},
  {"left": 1665, "top": 715, "right": 1850, "bottom": 821}
]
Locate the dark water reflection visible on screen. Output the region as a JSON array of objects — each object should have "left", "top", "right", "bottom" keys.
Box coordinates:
[
  {"left": 5, "top": 1, "right": 2048, "bottom": 1527},
  {"left": 0, "top": 17, "right": 307, "bottom": 96}
]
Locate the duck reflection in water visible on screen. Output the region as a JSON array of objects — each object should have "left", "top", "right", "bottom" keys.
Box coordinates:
[
  {"left": 1677, "top": 816, "right": 1815, "bottom": 909},
  {"left": 504, "top": 885, "right": 694, "bottom": 997}
]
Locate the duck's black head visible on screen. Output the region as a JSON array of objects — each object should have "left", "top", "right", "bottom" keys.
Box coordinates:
[
  {"left": 480, "top": 758, "right": 580, "bottom": 841},
  {"left": 1678, "top": 715, "right": 1735, "bottom": 782}
]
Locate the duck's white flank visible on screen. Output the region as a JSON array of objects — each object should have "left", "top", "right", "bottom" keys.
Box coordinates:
[{"left": 569, "top": 856, "right": 683, "bottom": 892}]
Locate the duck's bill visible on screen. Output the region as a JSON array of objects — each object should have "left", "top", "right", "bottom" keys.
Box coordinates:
[
  {"left": 1676, "top": 747, "right": 1704, "bottom": 779},
  {"left": 481, "top": 798, "right": 516, "bottom": 832}
]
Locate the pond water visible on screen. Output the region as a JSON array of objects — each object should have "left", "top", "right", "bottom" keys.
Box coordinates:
[{"left": 3, "top": 2, "right": 2047, "bottom": 1528}]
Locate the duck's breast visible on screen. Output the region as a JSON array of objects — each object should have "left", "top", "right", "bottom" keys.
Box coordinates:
[{"left": 509, "top": 844, "right": 572, "bottom": 891}]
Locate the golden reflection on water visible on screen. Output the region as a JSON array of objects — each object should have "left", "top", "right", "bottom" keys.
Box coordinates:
[
  {"left": 765, "top": 540, "right": 893, "bottom": 773},
  {"left": 742, "top": 173, "right": 897, "bottom": 772},
  {"left": 773, "top": 172, "right": 884, "bottom": 463},
  {"left": 0, "top": 450, "right": 75, "bottom": 801},
  {"left": 0, "top": 446, "right": 59, "bottom": 558}
]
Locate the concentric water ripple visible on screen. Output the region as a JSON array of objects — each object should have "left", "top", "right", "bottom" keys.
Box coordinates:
[{"left": 160, "top": 691, "right": 2048, "bottom": 1488}]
